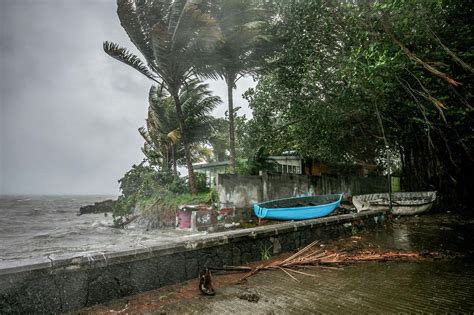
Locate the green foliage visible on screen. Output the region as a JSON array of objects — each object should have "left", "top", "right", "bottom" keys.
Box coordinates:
[
  {"left": 260, "top": 245, "right": 273, "bottom": 261},
  {"left": 235, "top": 159, "right": 252, "bottom": 175},
  {"left": 236, "top": 147, "right": 277, "bottom": 175},
  {"left": 141, "top": 79, "right": 221, "bottom": 172},
  {"left": 112, "top": 162, "right": 212, "bottom": 224},
  {"left": 194, "top": 173, "right": 210, "bottom": 194},
  {"left": 198, "top": 0, "right": 272, "bottom": 173},
  {"left": 244, "top": 0, "right": 473, "bottom": 207},
  {"left": 113, "top": 163, "right": 163, "bottom": 221},
  {"left": 351, "top": 226, "right": 359, "bottom": 236},
  {"left": 234, "top": 114, "right": 256, "bottom": 159},
  {"left": 159, "top": 192, "right": 212, "bottom": 209},
  {"left": 208, "top": 187, "right": 219, "bottom": 205},
  {"left": 208, "top": 118, "right": 229, "bottom": 162},
  {"left": 106, "top": 0, "right": 472, "bottom": 208},
  {"left": 105, "top": 0, "right": 223, "bottom": 194}
]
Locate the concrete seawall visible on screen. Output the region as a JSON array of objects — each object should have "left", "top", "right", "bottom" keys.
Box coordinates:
[
  {"left": 217, "top": 173, "right": 388, "bottom": 209},
  {"left": 0, "top": 210, "right": 386, "bottom": 314}
]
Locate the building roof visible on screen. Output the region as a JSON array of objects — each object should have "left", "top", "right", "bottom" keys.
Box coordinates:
[
  {"left": 193, "top": 161, "right": 229, "bottom": 170},
  {"left": 269, "top": 155, "right": 303, "bottom": 161}
]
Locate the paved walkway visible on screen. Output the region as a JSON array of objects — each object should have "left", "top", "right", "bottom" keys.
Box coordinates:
[
  {"left": 81, "top": 214, "right": 474, "bottom": 314},
  {"left": 158, "top": 259, "right": 474, "bottom": 314}
]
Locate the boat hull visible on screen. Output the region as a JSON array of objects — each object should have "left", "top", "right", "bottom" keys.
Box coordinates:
[
  {"left": 352, "top": 191, "right": 436, "bottom": 215},
  {"left": 253, "top": 194, "right": 343, "bottom": 220}
]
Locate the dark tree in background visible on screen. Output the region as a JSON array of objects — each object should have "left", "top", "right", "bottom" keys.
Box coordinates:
[
  {"left": 245, "top": 0, "right": 473, "bottom": 208},
  {"left": 200, "top": 0, "right": 270, "bottom": 173}
]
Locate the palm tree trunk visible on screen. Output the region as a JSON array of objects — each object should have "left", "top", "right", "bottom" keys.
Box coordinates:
[
  {"left": 166, "top": 144, "right": 171, "bottom": 172},
  {"left": 227, "top": 75, "right": 236, "bottom": 174},
  {"left": 172, "top": 93, "right": 197, "bottom": 194},
  {"left": 171, "top": 143, "right": 178, "bottom": 178}
]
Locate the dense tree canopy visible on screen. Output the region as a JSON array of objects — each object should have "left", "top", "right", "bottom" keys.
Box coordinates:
[
  {"left": 243, "top": 0, "right": 473, "bottom": 207},
  {"left": 140, "top": 79, "right": 221, "bottom": 174},
  {"left": 106, "top": 0, "right": 472, "bottom": 209}
]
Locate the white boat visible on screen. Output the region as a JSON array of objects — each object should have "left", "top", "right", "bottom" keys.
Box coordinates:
[{"left": 352, "top": 191, "right": 437, "bottom": 215}]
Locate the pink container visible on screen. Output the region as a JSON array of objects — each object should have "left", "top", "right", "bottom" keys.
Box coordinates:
[{"left": 177, "top": 210, "right": 192, "bottom": 229}]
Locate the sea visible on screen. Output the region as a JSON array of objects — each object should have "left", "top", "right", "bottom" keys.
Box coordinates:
[{"left": 0, "top": 195, "right": 203, "bottom": 268}]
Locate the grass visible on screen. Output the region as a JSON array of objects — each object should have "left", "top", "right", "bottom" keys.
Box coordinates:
[
  {"left": 159, "top": 191, "right": 213, "bottom": 208},
  {"left": 260, "top": 245, "right": 273, "bottom": 260},
  {"left": 351, "top": 226, "right": 359, "bottom": 236}
]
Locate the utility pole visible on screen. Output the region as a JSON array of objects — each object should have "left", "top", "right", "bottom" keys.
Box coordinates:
[
  {"left": 375, "top": 103, "right": 393, "bottom": 213},
  {"left": 386, "top": 145, "right": 392, "bottom": 212}
]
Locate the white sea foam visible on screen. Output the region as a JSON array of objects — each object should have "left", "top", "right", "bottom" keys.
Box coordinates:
[{"left": 0, "top": 195, "right": 204, "bottom": 267}]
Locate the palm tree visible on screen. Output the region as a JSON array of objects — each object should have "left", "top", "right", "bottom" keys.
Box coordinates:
[
  {"left": 140, "top": 79, "right": 221, "bottom": 178},
  {"left": 139, "top": 87, "right": 177, "bottom": 173},
  {"left": 208, "top": 118, "right": 229, "bottom": 162},
  {"left": 202, "top": 0, "right": 270, "bottom": 173},
  {"left": 104, "top": 0, "right": 221, "bottom": 194}
]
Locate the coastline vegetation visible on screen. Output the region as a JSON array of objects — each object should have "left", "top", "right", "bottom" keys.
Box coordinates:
[
  {"left": 105, "top": 0, "right": 472, "bottom": 223},
  {"left": 112, "top": 163, "right": 215, "bottom": 226}
]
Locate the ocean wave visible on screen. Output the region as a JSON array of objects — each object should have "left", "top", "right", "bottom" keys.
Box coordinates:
[
  {"left": 0, "top": 196, "right": 203, "bottom": 261},
  {"left": 15, "top": 198, "right": 31, "bottom": 202}
]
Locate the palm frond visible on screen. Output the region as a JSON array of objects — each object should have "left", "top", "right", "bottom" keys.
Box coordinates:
[
  {"left": 242, "top": 20, "right": 266, "bottom": 30},
  {"left": 149, "top": 85, "right": 167, "bottom": 108},
  {"left": 194, "top": 0, "right": 271, "bottom": 82},
  {"left": 103, "top": 41, "right": 159, "bottom": 82},
  {"left": 167, "top": 129, "right": 181, "bottom": 143},
  {"left": 138, "top": 126, "right": 153, "bottom": 146},
  {"left": 116, "top": 0, "right": 155, "bottom": 63},
  {"left": 179, "top": 79, "right": 222, "bottom": 118}
]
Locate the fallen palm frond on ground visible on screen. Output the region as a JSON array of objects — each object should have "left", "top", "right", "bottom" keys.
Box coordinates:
[
  {"left": 239, "top": 240, "right": 436, "bottom": 282},
  {"left": 199, "top": 240, "right": 438, "bottom": 294}
]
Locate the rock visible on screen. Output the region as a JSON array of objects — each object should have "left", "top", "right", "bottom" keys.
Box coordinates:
[
  {"left": 238, "top": 292, "right": 260, "bottom": 303},
  {"left": 78, "top": 199, "right": 116, "bottom": 215}
]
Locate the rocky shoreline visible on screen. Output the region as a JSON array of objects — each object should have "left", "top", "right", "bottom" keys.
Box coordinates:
[{"left": 78, "top": 199, "right": 116, "bottom": 215}]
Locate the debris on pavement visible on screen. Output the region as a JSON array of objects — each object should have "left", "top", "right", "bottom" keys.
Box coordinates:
[
  {"left": 238, "top": 292, "right": 260, "bottom": 303},
  {"left": 198, "top": 238, "right": 441, "bottom": 295},
  {"left": 237, "top": 240, "right": 438, "bottom": 282}
]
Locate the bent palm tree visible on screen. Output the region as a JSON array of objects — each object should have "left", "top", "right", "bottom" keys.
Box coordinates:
[
  {"left": 140, "top": 79, "right": 221, "bottom": 178},
  {"left": 139, "top": 87, "right": 177, "bottom": 173},
  {"left": 104, "top": 0, "right": 221, "bottom": 194}
]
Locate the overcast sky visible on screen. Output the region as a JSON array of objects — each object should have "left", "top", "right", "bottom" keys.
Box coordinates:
[{"left": 0, "top": 0, "right": 256, "bottom": 195}]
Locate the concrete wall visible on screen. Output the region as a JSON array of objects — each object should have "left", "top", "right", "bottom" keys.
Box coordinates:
[
  {"left": 217, "top": 175, "right": 264, "bottom": 209},
  {"left": 217, "top": 173, "right": 388, "bottom": 209},
  {"left": 0, "top": 210, "right": 386, "bottom": 314}
]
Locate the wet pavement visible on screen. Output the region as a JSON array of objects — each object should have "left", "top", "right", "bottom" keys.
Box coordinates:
[{"left": 80, "top": 213, "right": 474, "bottom": 314}]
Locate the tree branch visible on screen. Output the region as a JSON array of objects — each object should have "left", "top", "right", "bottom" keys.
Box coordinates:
[
  {"left": 381, "top": 16, "right": 462, "bottom": 87},
  {"left": 431, "top": 30, "right": 474, "bottom": 75}
]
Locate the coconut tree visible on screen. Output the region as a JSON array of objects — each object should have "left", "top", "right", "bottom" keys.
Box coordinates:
[
  {"left": 207, "top": 118, "right": 229, "bottom": 162},
  {"left": 139, "top": 87, "right": 177, "bottom": 173},
  {"left": 140, "top": 79, "right": 221, "bottom": 177},
  {"left": 104, "top": 0, "right": 221, "bottom": 194},
  {"left": 202, "top": 0, "right": 270, "bottom": 173}
]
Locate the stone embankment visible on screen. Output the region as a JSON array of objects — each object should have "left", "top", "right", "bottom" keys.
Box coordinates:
[{"left": 0, "top": 210, "right": 386, "bottom": 314}]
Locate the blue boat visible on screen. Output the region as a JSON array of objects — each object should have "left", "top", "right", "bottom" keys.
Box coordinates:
[{"left": 253, "top": 194, "right": 343, "bottom": 220}]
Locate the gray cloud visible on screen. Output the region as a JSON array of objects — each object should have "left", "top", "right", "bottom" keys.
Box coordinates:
[{"left": 0, "top": 0, "right": 255, "bottom": 195}]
